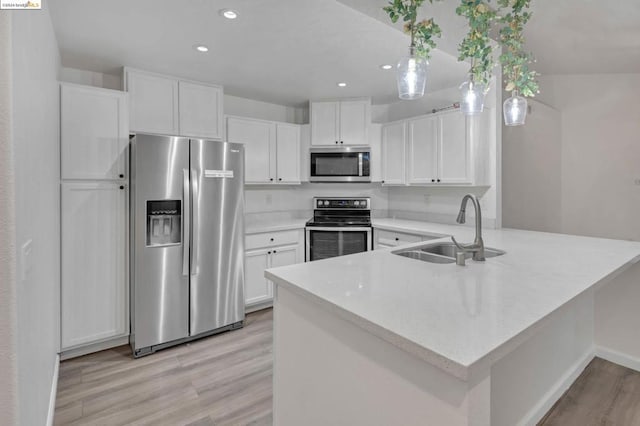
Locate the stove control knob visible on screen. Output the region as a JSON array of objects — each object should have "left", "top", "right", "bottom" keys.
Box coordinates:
[
  {"left": 317, "top": 200, "right": 323, "bottom": 207},
  {"left": 324, "top": 200, "right": 330, "bottom": 206},
  {"left": 353, "top": 201, "right": 360, "bottom": 206}
]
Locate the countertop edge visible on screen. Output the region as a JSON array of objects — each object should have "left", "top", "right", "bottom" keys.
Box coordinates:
[{"left": 266, "top": 270, "right": 471, "bottom": 381}]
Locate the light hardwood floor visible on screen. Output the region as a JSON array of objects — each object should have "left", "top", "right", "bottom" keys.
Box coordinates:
[
  {"left": 56, "top": 310, "right": 640, "bottom": 426},
  {"left": 539, "top": 357, "right": 640, "bottom": 425},
  {"left": 54, "top": 309, "right": 273, "bottom": 426}
]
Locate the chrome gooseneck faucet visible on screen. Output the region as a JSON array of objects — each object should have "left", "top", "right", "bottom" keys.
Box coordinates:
[{"left": 451, "top": 194, "right": 485, "bottom": 262}]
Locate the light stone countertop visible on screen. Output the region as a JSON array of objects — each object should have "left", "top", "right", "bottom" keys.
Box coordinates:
[
  {"left": 245, "top": 217, "right": 308, "bottom": 235},
  {"left": 266, "top": 219, "right": 640, "bottom": 380}
]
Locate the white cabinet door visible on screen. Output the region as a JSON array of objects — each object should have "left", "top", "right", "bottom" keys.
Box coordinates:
[
  {"left": 276, "top": 123, "right": 301, "bottom": 184},
  {"left": 408, "top": 116, "right": 439, "bottom": 184},
  {"left": 226, "top": 117, "right": 276, "bottom": 184},
  {"left": 339, "top": 100, "right": 369, "bottom": 145},
  {"left": 126, "top": 70, "right": 179, "bottom": 135},
  {"left": 61, "top": 182, "right": 127, "bottom": 349},
  {"left": 381, "top": 121, "right": 406, "bottom": 185},
  {"left": 439, "top": 112, "right": 471, "bottom": 184},
  {"left": 311, "top": 101, "right": 339, "bottom": 145},
  {"left": 61, "top": 84, "right": 128, "bottom": 180},
  {"left": 245, "top": 248, "right": 272, "bottom": 306},
  {"left": 270, "top": 245, "right": 299, "bottom": 269},
  {"left": 178, "top": 81, "right": 223, "bottom": 140}
]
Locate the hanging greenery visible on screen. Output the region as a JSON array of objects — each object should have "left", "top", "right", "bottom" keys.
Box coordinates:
[
  {"left": 383, "top": 0, "right": 442, "bottom": 59},
  {"left": 456, "top": 1, "right": 497, "bottom": 87},
  {"left": 497, "top": 0, "right": 539, "bottom": 97}
]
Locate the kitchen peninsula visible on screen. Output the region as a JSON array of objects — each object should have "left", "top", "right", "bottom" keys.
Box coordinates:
[{"left": 266, "top": 221, "right": 640, "bottom": 426}]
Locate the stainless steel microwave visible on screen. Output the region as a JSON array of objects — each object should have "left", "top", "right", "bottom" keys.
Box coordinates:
[{"left": 309, "top": 147, "right": 371, "bottom": 183}]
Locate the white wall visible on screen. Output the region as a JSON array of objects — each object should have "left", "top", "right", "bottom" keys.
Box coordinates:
[
  {"left": 12, "top": 6, "right": 61, "bottom": 426},
  {"left": 503, "top": 73, "right": 640, "bottom": 241},
  {"left": 0, "top": 12, "right": 18, "bottom": 426},
  {"left": 502, "top": 99, "right": 563, "bottom": 233},
  {"left": 245, "top": 183, "right": 389, "bottom": 218}
]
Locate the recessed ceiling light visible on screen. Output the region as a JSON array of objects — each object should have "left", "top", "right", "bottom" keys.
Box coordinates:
[
  {"left": 194, "top": 45, "right": 209, "bottom": 53},
  {"left": 219, "top": 9, "right": 238, "bottom": 19},
  {"left": 337, "top": 82, "right": 347, "bottom": 87},
  {"left": 380, "top": 64, "right": 393, "bottom": 70}
]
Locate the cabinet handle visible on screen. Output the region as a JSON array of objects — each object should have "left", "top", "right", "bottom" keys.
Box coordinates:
[
  {"left": 119, "top": 174, "right": 124, "bottom": 179},
  {"left": 119, "top": 185, "right": 125, "bottom": 190}
]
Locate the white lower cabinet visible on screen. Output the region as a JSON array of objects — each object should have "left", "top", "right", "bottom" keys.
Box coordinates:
[
  {"left": 61, "top": 182, "right": 128, "bottom": 350},
  {"left": 244, "top": 230, "right": 303, "bottom": 312}
]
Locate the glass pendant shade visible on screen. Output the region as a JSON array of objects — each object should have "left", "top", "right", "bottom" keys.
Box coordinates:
[
  {"left": 459, "top": 80, "right": 486, "bottom": 115},
  {"left": 397, "top": 47, "right": 427, "bottom": 100},
  {"left": 503, "top": 91, "right": 528, "bottom": 126}
]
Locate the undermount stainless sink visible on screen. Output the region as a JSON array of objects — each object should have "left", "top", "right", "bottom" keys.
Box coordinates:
[{"left": 393, "top": 242, "right": 505, "bottom": 264}]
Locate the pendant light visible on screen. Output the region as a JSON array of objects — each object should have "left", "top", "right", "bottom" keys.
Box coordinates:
[
  {"left": 397, "top": 46, "right": 427, "bottom": 100},
  {"left": 459, "top": 79, "right": 486, "bottom": 115},
  {"left": 503, "top": 91, "right": 528, "bottom": 126}
]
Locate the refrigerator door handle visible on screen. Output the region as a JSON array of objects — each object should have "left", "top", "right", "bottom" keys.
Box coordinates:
[
  {"left": 190, "top": 168, "right": 198, "bottom": 275},
  {"left": 182, "top": 169, "right": 190, "bottom": 276}
]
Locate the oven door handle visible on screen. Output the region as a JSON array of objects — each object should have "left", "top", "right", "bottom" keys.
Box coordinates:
[{"left": 305, "top": 226, "right": 373, "bottom": 232}]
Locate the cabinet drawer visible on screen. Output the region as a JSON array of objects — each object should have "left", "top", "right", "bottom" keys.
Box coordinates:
[
  {"left": 376, "top": 229, "right": 423, "bottom": 247},
  {"left": 246, "top": 230, "right": 300, "bottom": 250}
]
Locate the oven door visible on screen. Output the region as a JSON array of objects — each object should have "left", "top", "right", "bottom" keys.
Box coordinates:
[{"left": 305, "top": 227, "right": 372, "bottom": 262}]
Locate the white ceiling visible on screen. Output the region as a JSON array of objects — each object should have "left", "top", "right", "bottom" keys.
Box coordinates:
[
  {"left": 48, "top": 0, "right": 469, "bottom": 107},
  {"left": 49, "top": 0, "right": 640, "bottom": 107}
]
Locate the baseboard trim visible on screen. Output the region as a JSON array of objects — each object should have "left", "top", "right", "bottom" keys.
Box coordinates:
[
  {"left": 60, "top": 335, "right": 129, "bottom": 360},
  {"left": 46, "top": 354, "right": 60, "bottom": 426},
  {"left": 595, "top": 346, "right": 640, "bottom": 373},
  {"left": 519, "top": 349, "right": 594, "bottom": 426}
]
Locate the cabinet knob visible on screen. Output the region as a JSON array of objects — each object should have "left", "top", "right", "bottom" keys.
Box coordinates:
[
  {"left": 437, "top": 179, "right": 441, "bottom": 183},
  {"left": 381, "top": 180, "right": 385, "bottom": 184},
  {"left": 270, "top": 178, "right": 274, "bottom": 181},
  {"left": 119, "top": 185, "right": 125, "bottom": 190},
  {"left": 278, "top": 178, "right": 282, "bottom": 181},
  {"left": 335, "top": 141, "right": 338, "bottom": 144},
  {"left": 268, "top": 251, "right": 272, "bottom": 254},
  {"left": 270, "top": 238, "right": 274, "bottom": 242},
  {"left": 119, "top": 174, "right": 124, "bottom": 179},
  {"left": 395, "top": 237, "right": 399, "bottom": 241},
  {"left": 273, "top": 250, "right": 277, "bottom": 253},
  {"left": 340, "top": 141, "right": 344, "bottom": 144},
  {"left": 431, "top": 179, "right": 435, "bottom": 183}
]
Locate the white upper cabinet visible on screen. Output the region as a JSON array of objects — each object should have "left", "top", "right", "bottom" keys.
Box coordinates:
[
  {"left": 382, "top": 109, "right": 473, "bottom": 186},
  {"left": 125, "top": 68, "right": 223, "bottom": 139},
  {"left": 226, "top": 116, "right": 275, "bottom": 183},
  {"left": 61, "top": 84, "right": 128, "bottom": 180},
  {"left": 126, "top": 69, "right": 178, "bottom": 135},
  {"left": 178, "top": 81, "right": 223, "bottom": 139},
  {"left": 311, "top": 101, "right": 339, "bottom": 145},
  {"left": 438, "top": 111, "right": 471, "bottom": 183},
  {"left": 311, "top": 99, "right": 370, "bottom": 146},
  {"left": 275, "top": 123, "right": 301, "bottom": 184},
  {"left": 381, "top": 121, "right": 407, "bottom": 185},
  {"left": 408, "top": 115, "right": 439, "bottom": 184},
  {"left": 226, "top": 116, "right": 301, "bottom": 185}
]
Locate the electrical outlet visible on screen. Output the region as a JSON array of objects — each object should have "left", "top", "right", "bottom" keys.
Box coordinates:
[{"left": 21, "top": 239, "right": 33, "bottom": 282}]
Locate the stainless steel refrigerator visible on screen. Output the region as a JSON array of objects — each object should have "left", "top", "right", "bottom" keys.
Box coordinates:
[{"left": 130, "top": 134, "right": 245, "bottom": 357}]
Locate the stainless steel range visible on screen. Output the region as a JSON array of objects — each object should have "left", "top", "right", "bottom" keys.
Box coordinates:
[{"left": 305, "top": 197, "right": 372, "bottom": 262}]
